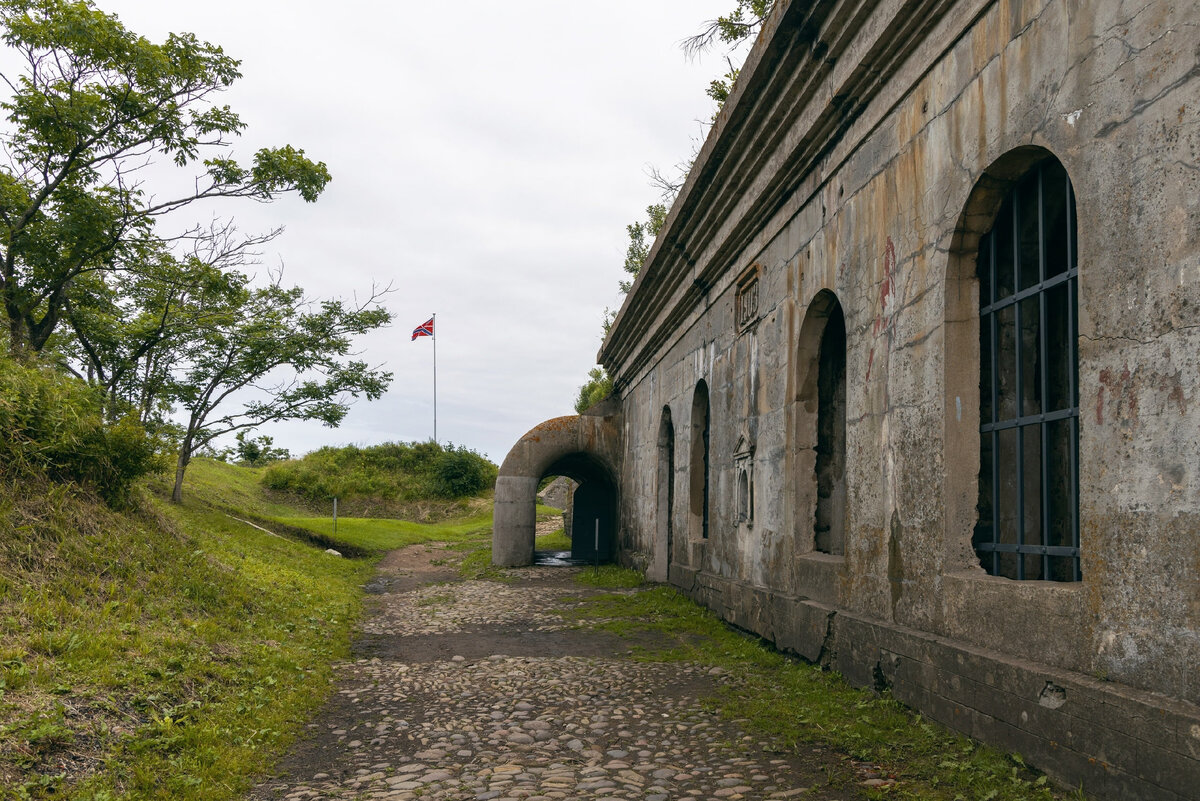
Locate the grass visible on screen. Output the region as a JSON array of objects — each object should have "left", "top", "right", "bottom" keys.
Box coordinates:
[
  {"left": 535, "top": 527, "right": 571, "bottom": 551},
  {"left": 561, "top": 585, "right": 1084, "bottom": 801},
  {"left": 573, "top": 564, "right": 644, "bottom": 588},
  {"left": 277, "top": 512, "right": 493, "bottom": 554},
  {"left": 0, "top": 460, "right": 370, "bottom": 800}
]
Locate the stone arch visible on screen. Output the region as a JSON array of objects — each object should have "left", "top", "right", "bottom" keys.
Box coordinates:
[
  {"left": 794, "top": 289, "right": 847, "bottom": 555},
  {"left": 688, "top": 380, "right": 711, "bottom": 542},
  {"left": 492, "top": 401, "right": 622, "bottom": 567},
  {"left": 653, "top": 406, "right": 675, "bottom": 582},
  {"left": 943, "top": 145, "right": 1076, "bottom": 571}
]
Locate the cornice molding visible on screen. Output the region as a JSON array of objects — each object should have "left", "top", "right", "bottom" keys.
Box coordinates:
[{"left": 599, "top": 0, "right": 982, "bottom": 392}]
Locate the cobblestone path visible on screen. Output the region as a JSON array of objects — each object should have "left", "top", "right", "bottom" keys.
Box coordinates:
[{"left": 251, "top": 543, "right": 865, "bottom": 801}]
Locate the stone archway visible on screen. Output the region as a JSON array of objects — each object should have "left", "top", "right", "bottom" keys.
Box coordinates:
[{"left": 492, "top": 398, "right": 622, "bottom": 567}]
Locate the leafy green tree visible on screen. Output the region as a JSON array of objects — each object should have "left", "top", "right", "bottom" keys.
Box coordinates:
[
  {"left": 574, "top": 367, "right": 613, "bottom": 414},
  {"left": 56, "top": 222, "right": 278, "bottom": 427},
  {"left": 0, "top": 356, "right": 161, "bottom": 506},
  {"left": 234, "top": 431, "right": 289, "bottom": 467},
  {"left": 620, "top": 203, "right": 668, "bottom": 293},
  {"left": 682, "top": 0, "right": 775, "bottom": 59},
  {"left": 614, "top": 2, "right": 774, "bottom": 300},
  {"left": 167, "top": 273, "right": 391, "bottom": 503},
  {"left": 0, "top": 0, "right": 330, "bottom": 358},
  {"left": 590, "top": 2, "right": 778, "bottom": 412}
]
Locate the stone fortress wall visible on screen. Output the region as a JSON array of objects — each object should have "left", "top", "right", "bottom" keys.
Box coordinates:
[{"left": 498, "top": 1, "right": 1200, "bottom": 798}]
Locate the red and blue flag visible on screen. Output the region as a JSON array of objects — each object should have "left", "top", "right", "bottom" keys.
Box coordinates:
[{"left": 411, "top": 318, "right": 434, "bottom": 341}]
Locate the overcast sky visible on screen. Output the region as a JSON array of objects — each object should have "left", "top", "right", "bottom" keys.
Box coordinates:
[{"left": 83, "top": 0, "right": 745, "bottom": 463}]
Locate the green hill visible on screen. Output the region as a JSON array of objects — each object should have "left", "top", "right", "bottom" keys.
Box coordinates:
[{"left": 260, "top": 441, "right": 498, "bottom": 521}]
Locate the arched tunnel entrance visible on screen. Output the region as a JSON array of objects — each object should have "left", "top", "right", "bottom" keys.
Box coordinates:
[
  {"left": 493, "top": 406, "right": 622, "bottom": 567},
  {"left": 538, "top": 453, "right": 617, "bottom": 565}
]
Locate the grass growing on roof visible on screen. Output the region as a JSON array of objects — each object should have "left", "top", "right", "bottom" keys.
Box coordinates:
[{"left": 561, "top": 584, "right": 1082, "bottom": 801}]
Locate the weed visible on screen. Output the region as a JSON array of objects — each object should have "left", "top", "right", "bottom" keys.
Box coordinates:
[
  {"left": 574, "top": 565, "right": 645, "bottom": 589},
  {"left": 565, "top": 585, "right": 1075, "bottom": 801},
  {"left": 536, "top": 528, "right": 571, "bottom": 551},
  {"left": 0, "top": 459, "right": 373, "bottom": 800}
]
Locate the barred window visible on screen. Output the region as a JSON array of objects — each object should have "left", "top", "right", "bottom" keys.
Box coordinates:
[{"left": 973, "top": 158, "right": 1080, "bottom": 582}]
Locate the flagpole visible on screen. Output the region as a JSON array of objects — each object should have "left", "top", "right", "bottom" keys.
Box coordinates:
[{"left": 432, "top": 312, "right": 437, "bottom": 444}]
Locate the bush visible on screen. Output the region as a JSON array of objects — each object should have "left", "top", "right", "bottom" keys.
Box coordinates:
[
  {"left": 432, "top": 446, "right": 497, "bottom": 498},
  {"left": 574, "top": 367, "right": 613, "bottom": 413},
  {"left": 0, "top": 358, "right": 163, "bottom": 506},
  {"left": 262, "top": 441, "right": 497, "bottom": 503}
]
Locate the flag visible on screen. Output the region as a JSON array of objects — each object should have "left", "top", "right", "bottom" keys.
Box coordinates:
[{"left": 411, "top": 318, "right": 434, "bottom": 341}]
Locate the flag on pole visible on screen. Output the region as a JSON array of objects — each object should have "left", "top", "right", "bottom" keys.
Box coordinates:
[{"left": 411, "top": 318, "right": 434, "bottom": 341}]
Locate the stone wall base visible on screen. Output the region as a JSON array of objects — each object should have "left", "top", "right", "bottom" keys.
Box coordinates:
[{"left": 669, "top": 570, "right": 1200, "bottom": 801}]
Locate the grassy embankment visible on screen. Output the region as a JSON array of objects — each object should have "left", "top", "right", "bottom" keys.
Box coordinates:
[
  {"left": 0, "top": 458, "right": 502, "bottom": 801},
  {"left": 3, "top": 450, "right": 1088, "bottom": 801},
  {"left": 568, "top": 568, "right": 1087, "bottom": 801}
]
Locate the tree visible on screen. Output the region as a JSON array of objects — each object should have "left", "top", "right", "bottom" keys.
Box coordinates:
[
  {"left": 585, "top": 2, "right": 777, "bottom": 415},
  {"left": 682, "top": 0, "right": 775, "bottom": 59},
  {"left": 0, "top": 0, "right": 331, "bottom": 358},
  {"left": 55, "top": 222, "right": 277, "bottom": 425},
  {"left": 574, "top": 367, "right": 613, "bottom": 414},
  {"left": 234, "top": 431, "right": 289, "bottom": 467},
  {"left": 167, "top": 272, "right": 391, "bottom": 503},
  {"left": 620, "top": 203, "right": 668, "bottom": 293},
  {"left": 614, "top": 1, "right": 774, "bottom": 299}
]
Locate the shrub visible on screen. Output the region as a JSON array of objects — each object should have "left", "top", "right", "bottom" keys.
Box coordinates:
[
  {"left": 432, "top": 446, "right": 497, "bottom": 498},
  {"left": 0, "top": 359, "right": 163, "bottom": 506},
  {"left": 262, "top": 441, "right": 497, "bottom": 503},
  {"left": 574, "top": 367, "right": 613, "bottom": 413}
]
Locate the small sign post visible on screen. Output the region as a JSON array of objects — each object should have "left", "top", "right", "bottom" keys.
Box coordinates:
[{"left": 333, "top": 497, "right": 338, "bottom": 535}]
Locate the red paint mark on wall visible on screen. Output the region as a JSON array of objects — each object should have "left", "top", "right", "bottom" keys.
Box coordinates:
[
  {"left": 873, "top": 237, "right": 897, "bottom": 337},
  {"left": 1098, "top": 365, "right": 1147, "bottom": 428},
  {"left": 1162, "top": 372, "right": 1187, "bottom": 415}
]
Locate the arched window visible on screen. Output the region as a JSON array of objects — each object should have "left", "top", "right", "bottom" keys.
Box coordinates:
[
  {"left": 690, "top": 381, "right": 710, "bottom": 540},
  {"left": 795, "top": 290, "right": 846, "bottom": 556},
  {"left": 973, "top": 157, "right": 1080, "bottom": 582},
  {"left": 657, "top": 407, "right": 675, "bottom": 571},
  {"left": 814, "top": 300, "right": 847, "bottom": 555}
]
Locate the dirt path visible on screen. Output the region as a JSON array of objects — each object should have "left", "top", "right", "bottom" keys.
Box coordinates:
[{"left": 249, "top": 543, "right": 869, "bottom": 800}]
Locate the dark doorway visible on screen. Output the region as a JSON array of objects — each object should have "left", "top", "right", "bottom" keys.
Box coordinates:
[
  {"left": 570, "top": 481, "right": 616, "bottom": 562},
  {"left": 531, "top": 451, "right": 619, "bottom": 566}
]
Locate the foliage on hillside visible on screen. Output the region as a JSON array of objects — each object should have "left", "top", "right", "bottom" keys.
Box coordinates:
[
  {"left": 262, "top": 441, "right": 498, "bottom": 508},
  {"left": 0, "top": 358, "right": 163, "bottom": 507},
  {"left": 0, "top": 0, "right": 390, "bottom": 502},
  {"left": 0, "top": 459, "right": 370, "bottom": 800}
]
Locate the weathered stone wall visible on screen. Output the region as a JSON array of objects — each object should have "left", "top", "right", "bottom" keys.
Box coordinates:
[
  {"left": 595, "top": 0, "right": 1200, "bottom": 797},
  {"left": 537, "top": 476, "right": 575, "bottom": 513}
]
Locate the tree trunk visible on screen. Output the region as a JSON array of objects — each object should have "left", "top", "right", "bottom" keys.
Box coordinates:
[
  {"left": 172, "top": 445, "right": 192, "bottom": 504},
  {"left": 8, "top": 315, "right": 31, "bottom": 360}
]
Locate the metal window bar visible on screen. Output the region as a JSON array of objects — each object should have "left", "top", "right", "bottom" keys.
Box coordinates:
[{"left": 975, "top": 161, "right": 1081, "bottom": 581}]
